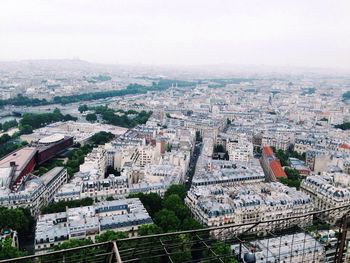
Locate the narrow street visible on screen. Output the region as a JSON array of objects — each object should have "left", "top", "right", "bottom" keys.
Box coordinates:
[{"left": 185, "top": 141, "right": 202, "bottom": 190}]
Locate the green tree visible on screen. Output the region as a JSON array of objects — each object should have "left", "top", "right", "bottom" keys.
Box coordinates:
[
  {"left": 0, "top": 238, "right": 27, "bottom": 260},
  {"left": 54, "top": 238, "right": 93, "bottom": 250},
  {"left": 0, "top": 134, "right": 11, "bottom": 144},
  {"left": 164, "top": 184, "right": 187, "bottom": 200},
  {"left": 19, "top": 124, "right": 33, "bottom": 135},
  {"left": 169, "top": 234, "right": 192, "bottom": 263},
  {"left": 95, "top": 230, "right": 128, "bottom": 242},
  {"left": 128, "top": 192, "right": 163, "bottom": 217},
  {"left": 2, "top": 119, "right": 18, "bottom": 131},
  {"left": 163, "top": 194, "right": 190, "bottom": 221},
  {"left": 335, "top": 122, "right": 350, "bottom": 130},
  {"left": 182, "top": 218, "right": 203, "bottom": 230},
  {"left": 154, "top": 209, "right": 180, "bottom": 232},
  {"left": 285, "top": 167, "right": 301, "bottom": 181},
  {"left": 0, "top": 207, "right": 34, "bottom": 235},
  {"left": 203, "top": 241, "right": 237, "bottom": 263},
  {"left": 86, "top": 113, "right": 97, "bottom": 123},
  {"left": 138, "top": 224, "right": 163, "bottom": 236},
  {"left": 78, "top": 104, "right": 89, "bottom": 113},
  {"left": 89, "top": 131, "right": 115, "bottom": 145}
]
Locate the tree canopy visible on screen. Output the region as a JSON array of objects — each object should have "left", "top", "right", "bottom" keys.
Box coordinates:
[
  {"left": 0, "top": 207, "right": 34, "bottom": 235},
  {"left": 334, "top": 122, "right": 350, "bottom": 130},
  {"left": 0, "top": 238, "right": 27, "bottom": 261}
]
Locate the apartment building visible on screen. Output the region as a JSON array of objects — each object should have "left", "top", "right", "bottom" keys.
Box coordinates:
[
  {"left": 35, "top": 198, "right": 152, "bottom": 253},
  {"left": 186, "top": 182, "right": 313, "bottom": 237},
  {"left": 300, "top": 174, "right": 350, "bottom": 223}
]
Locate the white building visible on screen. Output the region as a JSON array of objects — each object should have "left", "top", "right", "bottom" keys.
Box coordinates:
[
  {"left": 232, "top": 232, "right": 325, "bottom": 263},
  {"left": 226, "top": 137, "right": 253, "bottom": 162},
  {"left": 79, "top": 146, "right": 106, "bottom": 177},
  {"left": 35, "top": 198, "right": 152, "bottom": 253},
  {"left": 54, "top": 173, "right": 128, "bottom": 202},
  {"left": 186, "top": 182, "right": 313, "bottom": 237},
  {"left": 300, "top": 174, "right": 350, "bottom": 223}
]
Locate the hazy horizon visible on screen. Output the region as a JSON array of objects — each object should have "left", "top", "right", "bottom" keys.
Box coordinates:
[{"left": 1, "top": 0, "right": 350, "bottom": 70}]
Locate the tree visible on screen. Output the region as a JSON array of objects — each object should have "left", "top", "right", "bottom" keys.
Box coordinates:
[
  {"left": 168, "top": 234, "right": 192, "bottom": 263},
  {"left": 182, "top": 218, "right": 203, "bottom": 230},
  {"left": 0, "top": 207, "right": 34, "bottom": 235},
  {"left": 2, "top": 119, "right": 18, "bottom": 131},
  {"left": 154, "top": 209, "right": 180, "bottom": 232},
  {"left": 78, "top": 104, "right": 89, "bottom": 113},
  {"left": 285, "top": 167, "right": 300, "bottom": 181},
  {"left": 54, "top": 238, "right": 93, "bottom": 250},
  {"left": 203, "top": 241, "right": 237, "bottom": 263},
  {"left": 47, "top": 238, "right": 95, "bottom": 262},
  {"left": 0, "top": 134, "right": 11, "bottom": 144},
  {"left": 164, "top": 184, "right": 187, "bottom": 200},
  {"left": 0, "top": 238, "right": 27, "bottom": 260},
  {"left": 138, "top": 224, "right": 162, "bottom": 236},
  {"left": 19, "top": 124, "right": 33, "bottom": 135},
  {"left": 95, "top": 230, "right": 128, "bottom": 242},
  {"left": 89, "top": 131, "right": 115, "bottom": 145},
  {"left": 128, "top": 192, "right": 162, "bottom": 217},
  {"left": 86, "top": 113, "right": 97, "bottom": 123},
  {"left": 275, "top": 149, "right": 288, "bottom": 166},
  {"left": 335, "top": 122, "right": 350, "bottom": 130},
  {"left": 163, "top": 194, "right": 190, "bottom": 221},
  {"left": 343, "top": 91, "right": 350, "bottom": 101}
]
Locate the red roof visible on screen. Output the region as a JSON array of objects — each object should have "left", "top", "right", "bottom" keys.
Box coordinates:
[
  {"left": 340, "top": 143, "right": 350, "bottom": 150},
  {"left": 270, "top": 160, "right": 287, "bottom": 178},
  {"left": 263, "top": 146, "right": 274, "bottom": 157}
]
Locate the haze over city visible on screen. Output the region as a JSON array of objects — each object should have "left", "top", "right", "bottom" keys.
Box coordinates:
[
  {"left": 1, "top": 1, "right": 350, "bottom": 262},
  {"left": 1, "top": 0, "right": 350, "bottom": 70}
]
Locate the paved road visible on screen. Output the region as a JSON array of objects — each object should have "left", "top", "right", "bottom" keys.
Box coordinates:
[{"left": 186, "top": 142, "right": 202, "bottom": 190}]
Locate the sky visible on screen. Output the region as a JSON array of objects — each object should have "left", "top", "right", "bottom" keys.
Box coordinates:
[{"left": 1, "top": 0, "right": 350, "bottom": 69}]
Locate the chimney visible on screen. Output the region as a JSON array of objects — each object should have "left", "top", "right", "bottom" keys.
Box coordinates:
[{"left": 10, "top": 162, "right": 16, "bottom": 167}]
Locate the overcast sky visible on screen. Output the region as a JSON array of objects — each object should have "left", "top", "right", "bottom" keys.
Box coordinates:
[{"left": 1, "top": 0, "right": 349, "bottom": 69}]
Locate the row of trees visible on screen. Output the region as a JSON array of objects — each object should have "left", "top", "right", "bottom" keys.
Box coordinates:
[
  {"left": 0, "top": 131, "right": 28, "bottom": 159},
  {"left": 334, "top": 122, "right": 350, "bottom": 130},
  {"left": 0, "top": 80, "right": 196, "bottom": 107},
  {"left": 20, "top": 108, "right": 77, "bottom": 131},
  {"left": 0, "top": 119, "right": 18, "bottom": 132},
  {"left": 0, "top": 94, "right": 49, "bottom": 107}
]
